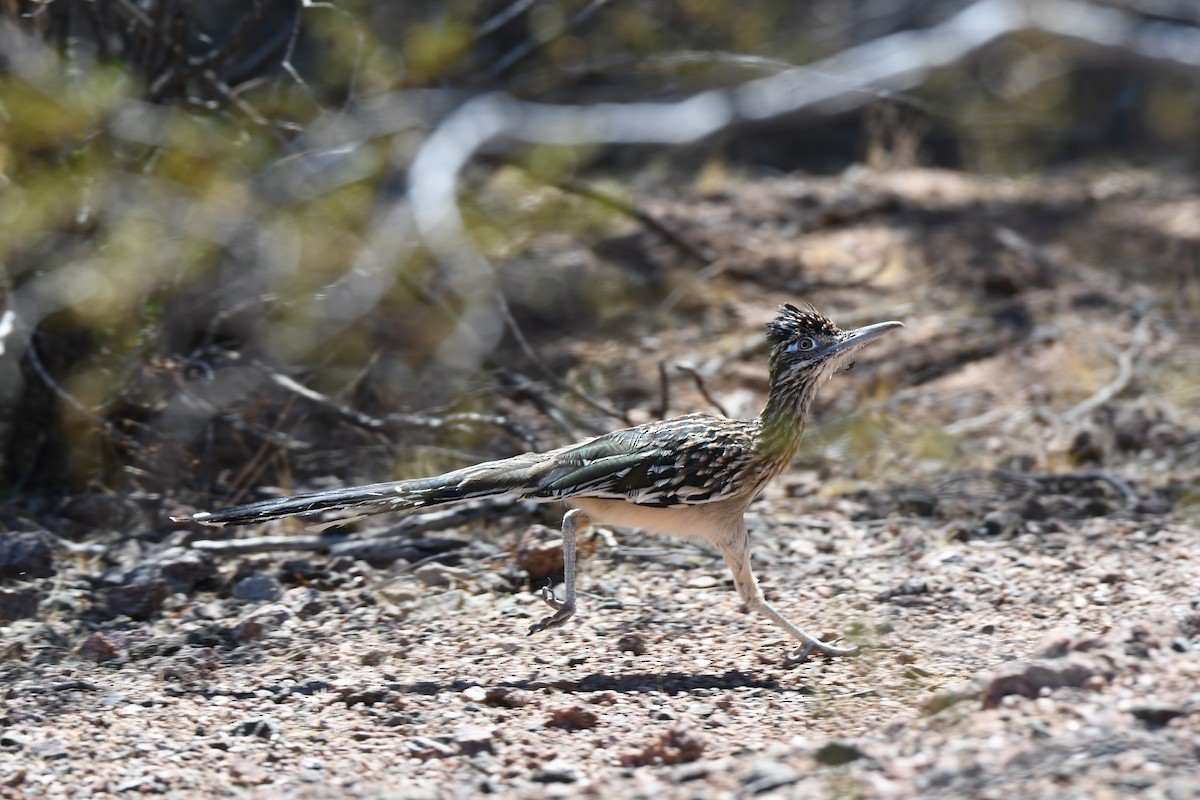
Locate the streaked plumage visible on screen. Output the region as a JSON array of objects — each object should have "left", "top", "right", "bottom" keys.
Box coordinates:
[{"left": 180, "top": 304, "right": 903, "bottom": 660}]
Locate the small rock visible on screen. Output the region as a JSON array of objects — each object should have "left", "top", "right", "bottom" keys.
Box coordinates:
[
  {"left": 281, "top": 587, "right": 324, "bottom": 616},
  {"left": 103, "top": 581, "right": 167, "bottom": 620},
  {"left": 338, "top": 686, "right": 397, "bottom": 706},
  {"left": 983, "top": 510, "right": 1023, "bottom": 536},
  {"left": 378, "top": 583, "right": 421, "bottom": 604},
  {"left": 228, "top": 717, "right": 280, "bottom": 740},
  {"left": 231, "top": 603, "right": 292, "bottom": 643},
  {"left": 1130, "top": 706, "right": 1185, "bottom": 727},
  {"left": 0, "top": 641, "right": 27, "bottom": 661},
  {"left": 877, "top": 577, "right": 930, "bottom": 602},
  {"left": 360, "top": 649, "right": 388, "bottom": 666},
  {"left": 0, "top": 589, "right": 39, "bottom": 622},
  {"left": 414, "top": 563, "right": 471, "bottom": 588},
  {"left": 461, "top": 685, "right": 488, "bottom": 703},
  {"left": 532, "top": 759, "right": 580, "bottom": 784},
  {"left": 233, "top": 575, "right": 282, "bottom": 602},
  {"left": 103, "top": 545, "right": 215, "bottom": 596},
  {"left": 981, "top": 661, "right": 1096, "bottom": 709},
  {"left": 547, "top": 705, "right": 599, "bottom": 730},
  {"left": 741, "top": 759, "right": 803, "bottom": 794},
  {"left": 453, "top": 723, "right": 495, "bottom": 754},
  {"left": 484, "top": 687, "right": 529, "bottom": 708},
  {"left": 1068, "top": 428, "right": 1103, "bottom": 465},
  {"left": 617, "top": 633, "right": 647, "bottom": 655},
  {"left": 0, "top": 731, "right": 26, "bottom": 751},
  {"left": 515, "top": 525, "right": 564, "bottom": 582},
  {"left": 228, "top": 758, "right": 272, "bottom": 787},
  {"left": 814, "top": 740, "right": 866, "bottom": 766},
  {"left": 58, "top": 493, "right": 129, "bottom": 529},
  {"left": 406, "top": 736, "right": 456, "bottom": 760},
  {"left": 620, "top": 726, "right": 706, "bottom": 766},
  {"left": 76, "top": 632, "right": 119, "bottom": 663},
  {"left": 1035, "top": 628, "right": 1101, "bottom": 659},
  {"left": 231, "top": 620, "right": 265, "bottom": 643},
  {"left": 0, "top": 532, "right": 55, "bottom": 579}
]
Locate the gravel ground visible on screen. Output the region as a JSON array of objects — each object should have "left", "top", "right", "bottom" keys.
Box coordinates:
[{"left": 2, "top": 168, "right": 1198, "bottom": 798}]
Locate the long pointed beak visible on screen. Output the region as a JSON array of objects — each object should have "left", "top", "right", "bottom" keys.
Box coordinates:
[{"left": 829, "top": 320, "right": 904, "bottom": 356}]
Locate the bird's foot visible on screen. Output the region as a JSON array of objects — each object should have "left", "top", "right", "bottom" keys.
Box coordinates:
[
  {"left": 528, "top": 603, "right": 576, "bottom": 634},
  {"left": 785, "top": 637, "right": 861, "bottom": 663},
  {"left": 528, "top": 585, "right": 575, "bottom": 633},
  {"left": 537, "top": 584, "right": 565, "bottom": 611}
]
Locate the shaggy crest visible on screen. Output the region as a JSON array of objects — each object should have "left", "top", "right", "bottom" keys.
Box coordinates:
[{"left": 765, "top": 303, "right": 840, "bottom": 348}]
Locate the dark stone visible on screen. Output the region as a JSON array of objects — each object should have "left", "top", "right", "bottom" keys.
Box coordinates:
[
  {"left": 814, "top": 741, "right": 866, "bottom": 766},
  {"left": 103, "top": 581, "right": 167, "bottom": 619},
  {"left": 546, "top": 705, "right": 599, "bottom": 730},
  {"left": 229, "top": 717, "right": 280, "bottom": 739},
  {"left": 0, "top": 588, "right": 39, "bottom": 621},
  {"left": 741, "top": 760, "right": 803, "bottom": 794},
  {"left": 58, "top": 494, "right": 130, "bottom": 528},
  {"left": 0, "top": 532, "right": 55, "bottom": 579},
  {"left": 981, "top": 662, "right": 1095, "bottom": 709},
  {"left": 232, "top": 575, "right": 282, "bottom": 602},
  {"left": 532, "top": 760, "right": 580, "bottom": 784},
  {"left": 103, "top": 546, "right": 215, "bottom": 595},
  {"left": 897, "top": 487, "right": 938, "bottom": 517},
  {"left": 1130, "top": 706, "right": 1186, "bottom": 727},
  {"left": 616, "top": 633, "right": 647, "bottom": 655},
  {"left": 76, "top": 632, "right": 119, "bottom": 663},
  {"left": 878, "top": 577, "right": 930, "bottom": 602},
  {"left": 982, "top": 510, "right": 1022, "bottom": 537},
  {"left": 1068, "top": 428, "right": 1104, "bottom": 465}
]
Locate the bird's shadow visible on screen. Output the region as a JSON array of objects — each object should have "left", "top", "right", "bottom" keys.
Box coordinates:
[{"left": 399, "top": 669, "right": 787, "bottom": 696}]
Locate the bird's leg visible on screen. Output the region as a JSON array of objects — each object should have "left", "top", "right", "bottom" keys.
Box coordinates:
[
  {"left": 717, "top": 525, "right": 859, "bottom": 660},
  {"left": 528, "top": 508, "right": 587, "bottom": 634}
]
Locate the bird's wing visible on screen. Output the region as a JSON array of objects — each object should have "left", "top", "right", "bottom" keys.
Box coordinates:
[
  {"left": 185, "top": 414, "right": 762, "bottom": 527},
  {"left": 510, "top": 413, "right": 760, "bottom": 507}
]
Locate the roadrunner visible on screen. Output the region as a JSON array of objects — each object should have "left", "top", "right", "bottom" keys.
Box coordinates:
[{"left": 180, "top": 304, "right": 902, "bottom": 659}]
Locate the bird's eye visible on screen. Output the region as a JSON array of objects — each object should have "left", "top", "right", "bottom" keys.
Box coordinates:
[{"left": 786, "top": 337, "right": 817, "bottom": 354}]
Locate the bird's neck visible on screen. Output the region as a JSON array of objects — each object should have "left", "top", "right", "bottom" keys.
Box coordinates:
[{"left": 755, "top": 378, "right": 814, "bottom": 461}]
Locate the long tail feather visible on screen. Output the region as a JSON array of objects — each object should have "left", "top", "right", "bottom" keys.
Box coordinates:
[{"left": 177, "top": 451, "right": 555, "bottom": 527}]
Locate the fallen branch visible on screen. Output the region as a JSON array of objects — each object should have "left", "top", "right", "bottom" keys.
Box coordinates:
[
  {"left": 1064, "top": 315, "right": 1153, "bottom": 422},
  {"left": 191, "top": 498, "right": 535, "bottom": 556},
  {"left": 555, "top": 177, "right": 716, "bottom": 266}
]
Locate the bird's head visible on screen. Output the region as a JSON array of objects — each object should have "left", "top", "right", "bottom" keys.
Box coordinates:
[{"left": 765, "top": 303, "right": 903, "bottom": 396}]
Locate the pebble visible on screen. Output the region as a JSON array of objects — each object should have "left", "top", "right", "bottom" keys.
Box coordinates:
[
  {"left": 514, "top": 525, "right": 564, "bottom": 582},
  {"left": 414, "top": 563, "right": 472, "bottom": 588},
  {"left": 616, "top": 633, "right": 647, "bottom": 655},
  {"left": 103, "top": 581, "right": 167, "bottom": 619},
  {"left": 532, "top": 759, "right": 580, "bottom": 784},
  {"left": 0, "top": 532, "right": 55, "bottom": 579},
  {"left": 453, "top": 723, "right": 495, "bottom": 754},
  {"left": 741, "top": 759, "right": 804, "bottom": 794},
  {"left": 76, "top": 632, "right": 118, "bottom": 663},
  {"left": 0, "top": 589, "right": 39, "bottom": 622},
  {"left": 233, "top": 575, "right": 283, "bottom": 602},
  {"left": 547, "top": 705, "right": 599, "bottom": 730},
  {"left": 814, "top": 740, "right": 867, "bottom": 766}
]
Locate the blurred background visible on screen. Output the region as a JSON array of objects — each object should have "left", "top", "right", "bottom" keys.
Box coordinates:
[{"left": 1, "top": 0, "right": 1197, "bottom": 533}]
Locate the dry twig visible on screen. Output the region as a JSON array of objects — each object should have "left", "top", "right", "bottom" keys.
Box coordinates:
[{"left": 1064, "top": 315, "right": 1153, "bottom": 422}]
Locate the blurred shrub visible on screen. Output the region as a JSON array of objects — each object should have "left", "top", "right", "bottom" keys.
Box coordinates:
[{"left": 1, "top": 0, "right": 1198, "bottom": 507}]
